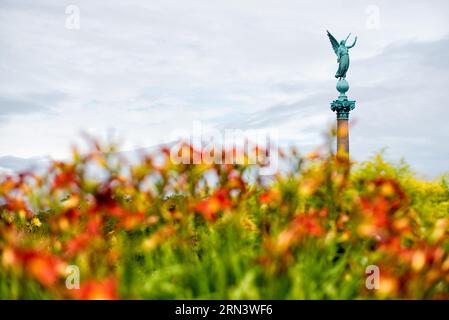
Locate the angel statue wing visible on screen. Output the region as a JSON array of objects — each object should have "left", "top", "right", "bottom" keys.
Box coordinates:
[{"left": 326, "top": 30, "right": 339, "bottom": 56}]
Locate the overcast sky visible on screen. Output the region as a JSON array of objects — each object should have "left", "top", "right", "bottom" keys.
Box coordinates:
[{"left": 0, "top": 0, "right": 448, "bottom": 177}]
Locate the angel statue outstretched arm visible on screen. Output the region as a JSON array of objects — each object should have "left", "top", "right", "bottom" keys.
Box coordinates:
[
  {"left": 326, "top": 30, "right": 357, "bottom": 79},
  {"left": 346, "top": 34, "right": 357, "bottom": 49}
]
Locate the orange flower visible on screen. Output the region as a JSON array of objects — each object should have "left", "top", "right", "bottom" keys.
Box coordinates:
[
  {"left": 3, "top": 196, "right": 33, "bottom": 217},
  {"left": 358, "top": 196, "right": 391, "bottom": 240},
  {"left": 275, "top": 214, "right": 323, "bottom": 253},
  {"left": 194, "top": 189, "right": 232, "bottom": 221},
  {"left": 65, "top": 217, "right": 103, "bottom": 256},
  {"left": 377, "top": 273, "right": 399, "bottom": 298},
  {"left": 411, "top": 250, "right": 427, "bottom": 272},
  {"left": 51, "top": 162, "right": 78, "bottom": 189},
  {"left": 260, "top": 189, "right": 281, "bottom": 205},
  {"left": 72, "top": 277, "right": 119, "bottom": 300},
  {"left": 66, "top": 233, "right": 94, "bottom": 257},
  {"left": 142, "top": 226, "right": 175, "bottom": 251},
  {"left": 27, "top": 254, "right": 66, "bottom": 287},
  {"left": 118, "top": 211, "right": 146, "bottom": 230},
  {"left": 101, "top": 203, "right": 146, "bottom": 230},
  {"left": 2, "top": 248, "right": 66, "bottom": 287}
]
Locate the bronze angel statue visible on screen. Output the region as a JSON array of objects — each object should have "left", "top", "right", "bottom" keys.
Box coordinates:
[{"left": 326, "top": 30, "right": 357, "bottom": 79}]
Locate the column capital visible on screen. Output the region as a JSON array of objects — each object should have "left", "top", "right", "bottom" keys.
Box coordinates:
[{"left": 331, "top": 95, "right": 356, "bottom": 120}]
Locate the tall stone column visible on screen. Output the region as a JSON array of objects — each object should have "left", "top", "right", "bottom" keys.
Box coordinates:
[
  {"left": 331, "top": 79, "right": 355, "bottom": 156},
  {"left": 337, "top": 118, "right": 349, "bottom": 154}
]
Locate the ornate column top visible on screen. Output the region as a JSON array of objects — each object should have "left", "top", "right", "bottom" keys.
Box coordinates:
[{"left": 330, "top": 79, "right": 355, "bottom": 120}]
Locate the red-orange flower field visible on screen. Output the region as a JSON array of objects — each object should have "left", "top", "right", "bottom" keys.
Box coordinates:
[{"left": 1, "top": 138, "right": 449, "bottom": 299}]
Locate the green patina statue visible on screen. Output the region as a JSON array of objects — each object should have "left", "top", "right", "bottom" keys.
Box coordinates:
[
  {"left": 326, "top": 30, "right": 357, "bottom": 79},
  {"left": 328, "top": 30, "right": 357, "bottom": 122}
]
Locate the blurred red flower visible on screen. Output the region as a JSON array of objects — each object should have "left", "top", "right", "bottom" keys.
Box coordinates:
[{"left": 72, "top": 277, "right": 118, "bottom": 300}]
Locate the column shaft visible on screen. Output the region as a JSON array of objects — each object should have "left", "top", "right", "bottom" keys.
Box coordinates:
[{"left": 337, "top": 118, "right": 349, "bottom": 155}]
